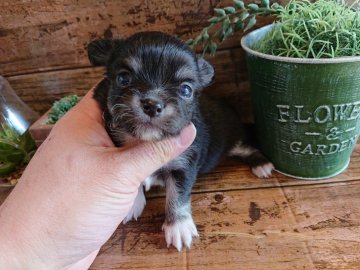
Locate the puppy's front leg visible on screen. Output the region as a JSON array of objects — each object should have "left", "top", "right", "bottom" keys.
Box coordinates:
[
  {"left": 123, "top": 184, "right": 146, "bottom": 224},
  {"left": 162, "top": 170, "right": 198, "bottom": 251}
]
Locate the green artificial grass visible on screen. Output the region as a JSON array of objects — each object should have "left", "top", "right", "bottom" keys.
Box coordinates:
[
  {"left": 255, "top": 0, "right": 360, "bottom": 58},
  {"left": 0, "top": 124, "right": 36, "bottom": 176},
  {"left": 189, "top": 0, "right": 360, "bottom": 58},
  {"left": 47, "top": 95, "right": 80, "bottom": 124}
]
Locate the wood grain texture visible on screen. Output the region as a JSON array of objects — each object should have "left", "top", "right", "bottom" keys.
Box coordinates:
[
  {"left": 6, "top": 67, "right": 104, "bottom": 113},
  {"left": 90, "top": 181, "right": 360, "bottom": 270},
  {"left": 1, "top": 0, "right": 274, "bottom": 118},
  {"left": 145, "top": 143, "right": 360, "bottom": 198},
  {"left": 0, "top": 0, "right": 274, "bottom": 76},
  {"left": 1, "top": 146, "right": 359, "bottom": 269},
  {"left": 5, "top": 48, "right": 254, "bottom": 119},
  {"left": 1, "top": 1, "right": 358, "bottom": 268},
  {"left": 0, "top": 188, "right": 11, "bottom": 202}
]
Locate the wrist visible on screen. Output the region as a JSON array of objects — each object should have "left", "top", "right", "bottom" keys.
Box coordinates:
[
  {"left": 0, "top": 232, "right": 47, "bottom": 269},
  {"left": 0, "top": 192, "right": 48, "bottom": 269}
]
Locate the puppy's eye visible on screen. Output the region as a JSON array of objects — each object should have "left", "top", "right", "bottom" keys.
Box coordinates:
[
  {"left": 179, "top": 84, "right": 193, "bottom": 98},
  {"left": 116, "top": 71, "right": 131, "bottom": 86}
]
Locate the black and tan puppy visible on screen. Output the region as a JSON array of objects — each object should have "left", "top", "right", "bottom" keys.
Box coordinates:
[{"left": 87, "top": 32, "right": 273, "bottom": 251}]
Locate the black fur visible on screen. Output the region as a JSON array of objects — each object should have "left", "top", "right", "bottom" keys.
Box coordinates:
[{"left": 88, "top": 31, "right": 271, "bottom": 250}]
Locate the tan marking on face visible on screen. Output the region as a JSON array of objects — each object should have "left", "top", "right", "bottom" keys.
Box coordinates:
[
  {"left": 175, "top": 65, "right": 194, "bottom": 80},
  {"left": 125, "top": 56, "right": 142, "bottom": 73}
]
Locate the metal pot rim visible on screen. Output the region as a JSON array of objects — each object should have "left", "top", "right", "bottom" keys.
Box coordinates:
[{"left": 241, "top": 24, "right": 360, "bottom": 64}]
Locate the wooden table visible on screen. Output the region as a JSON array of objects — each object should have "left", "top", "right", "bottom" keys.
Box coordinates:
[{"left": 1, "top": 145, "right": 360, "bottom": 269}]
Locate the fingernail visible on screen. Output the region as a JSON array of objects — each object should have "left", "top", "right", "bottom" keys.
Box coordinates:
[{"left": 177, "top": 123, "right": 197, "bottom": 147}]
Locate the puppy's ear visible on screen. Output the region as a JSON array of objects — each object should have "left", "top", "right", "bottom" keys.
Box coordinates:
[
  {"left": 87, "top": 39, "right": 112, "bottom": 66},
  {"left": 87, "top": 39, "right": 124, "bottom": 66},
  {"left": 197, "top": 57, "right": 215, "bottom": 87}
]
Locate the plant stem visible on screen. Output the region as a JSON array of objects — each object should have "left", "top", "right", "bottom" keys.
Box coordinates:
[{"left": 188, "top": 1, "right": 282, "bottom": 55}]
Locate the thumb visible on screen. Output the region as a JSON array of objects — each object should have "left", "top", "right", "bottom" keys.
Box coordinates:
[{"left": 116, "top": 123, "right": 196, "bottom": 182}]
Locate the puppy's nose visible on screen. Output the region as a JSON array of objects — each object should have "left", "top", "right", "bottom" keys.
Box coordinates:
[{"left": 141, "top": 98, "right": 164, "bottom": 117}]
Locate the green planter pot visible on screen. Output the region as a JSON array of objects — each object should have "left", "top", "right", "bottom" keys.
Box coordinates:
[{"left": 241, "top": 24, "right": 360, "bottom": 179}]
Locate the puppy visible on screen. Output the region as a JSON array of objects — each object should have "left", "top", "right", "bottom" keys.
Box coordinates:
[{"left": 87, "top": 32, "right": 273, "bottom": 251}]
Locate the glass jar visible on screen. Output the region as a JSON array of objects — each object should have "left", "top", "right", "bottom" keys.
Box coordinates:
[{"left": 0, "top": 76, "right": 38, "bottom": 178}]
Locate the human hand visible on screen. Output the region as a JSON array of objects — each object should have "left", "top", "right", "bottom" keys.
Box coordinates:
[{"left": 0, "top": 87, "right": 196, "bottom": 269}]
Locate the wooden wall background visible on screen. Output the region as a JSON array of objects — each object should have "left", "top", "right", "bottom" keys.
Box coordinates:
[{"left": 0, "top": 0, "right": 276, "bottom": 120}]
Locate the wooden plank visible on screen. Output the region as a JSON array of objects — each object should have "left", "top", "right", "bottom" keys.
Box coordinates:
[
  {"left": 2, "top": 141, "right": 359, "bottom": 199},
  {"left": 0, "top": 0, "right": 274, "bottom": 76},
  {"left": 0, "top": 146, "right": 359, "bottom": 269},
  {"left": 0, "top": 188, "right": 11, "bottom": 203},
  {"left": 90, "top": 181, "right": 360, "bottom": 270},
  {"left": 1, "top": 174, "right": 359, "bottom": 269},
  {"left": 145, "top": 143, "right": 360, "bottom": 198},
  {"left": 1, "top": 162, "right": 358, "bottom": 269},
  {"left": 6, "top": 67, "right": 105, "bottom": 114},
  {"left": 5, "top": 48, "right": 252, "bottom": 115}
]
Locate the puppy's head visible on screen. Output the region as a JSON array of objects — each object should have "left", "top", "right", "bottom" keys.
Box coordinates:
[{"left": 88, "top": 32, "right": 214, "bottom": 141}]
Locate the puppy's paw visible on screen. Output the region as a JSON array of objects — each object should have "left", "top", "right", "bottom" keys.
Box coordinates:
[
  {"left": 251, "top": 162, "right": 274, "bottom": 178},
  {"left": 162, "top": 217, "right": 199, "bottom": 251},
  {"left": 123, "top": 186, "right": 146, "bottom": 223}
]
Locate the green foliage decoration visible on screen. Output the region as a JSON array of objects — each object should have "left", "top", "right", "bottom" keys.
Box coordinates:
[
  {"left": 255, "top": 0, "right": 360, "bottom": 58},
  {"left": 189, "top": 0, "right": 360, "bottom": 59},
  {"left": 0, "top": 124, "right": 36, "bottom": 176},
  {"left": 47, "top": 95, "right": 80, "bottom": 125},
  {"left": 188, "top": 0, "right": 282, "bottom": 55}
]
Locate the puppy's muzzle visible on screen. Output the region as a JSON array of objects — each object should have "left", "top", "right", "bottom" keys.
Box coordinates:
[{"left": 141, "top": 98, "right": 164, "bottom": 118}]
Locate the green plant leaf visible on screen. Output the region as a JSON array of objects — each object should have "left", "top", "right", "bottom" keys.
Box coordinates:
[
  {"left": 214, "top": 8, "right": 226, "bottom": 17},
  {"left": 47, "top": 95, "right": 80, "bottom": 124},
  {"left": 261, "top": 0, "right": 270, "bottom": 8},
  {"left": 255, "top": 0, "right": 360, "bottom": 58},
  {"left": 223, "top": 16, "right": 231, "bottom": 30},
  {"left": 0, "top": 123, "right": 19, "bottom": 142},
  {"left": 234, "top": 0, "right": 245, "bottom": 9},
  {"left": 224, "top": 26, "right": 233, "bottom": 39},
  {"left": 18, "top": 130, "right": 36, "bottom": 153},
  {"left": 248, "top": 4, "right": 259, "bottom": 11},
  {"left": 202, "top": 29, "right": 210, "bottom": 42},
  {"left": 221, "top": 16, "right": 232, "bottom": 41},
  {"left": 194, "top": 34, "right": 202, "bottom": 45},
  {"left": 0, "top": 162, "right": 17, "bottom": 176},
  {"left": 6, "top": 152, "right": 25, "bottom": 163},
  {"left": 244, "top": 15, "right": 257, "bottom": 32},
  {"left": 271, "top": 2, "right": 281, "bottom": 10},
  {"left": 186, "top": 39, "right": 194, "bottom": 46},
  {"left": 240, "top": 11, "right": 250, "bottom": 21},
  {"left": 234, "top": 19, "right": 244, "bottom": 32},
  {"left": 0, "top": 123, "right": 36, "bottom": 176},
  {"left": 0, "top": 139, "right": 19, "bottom": 152},
  {"left": 208, "top": 41, "right": 218, "bottom": 55},
  {"left": 224, "top": 7, "right": 236, "bottom": 14},
  {"left": 0, "top": 141, "right": 24, "bottom": 163},
  {"left": 208, "top": 16, "right": 222, "bottom": 23}
]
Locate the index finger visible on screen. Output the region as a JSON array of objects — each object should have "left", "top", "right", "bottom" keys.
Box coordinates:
[{"left": 73, "top": 80, "right": 105, "bottom": 124}]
